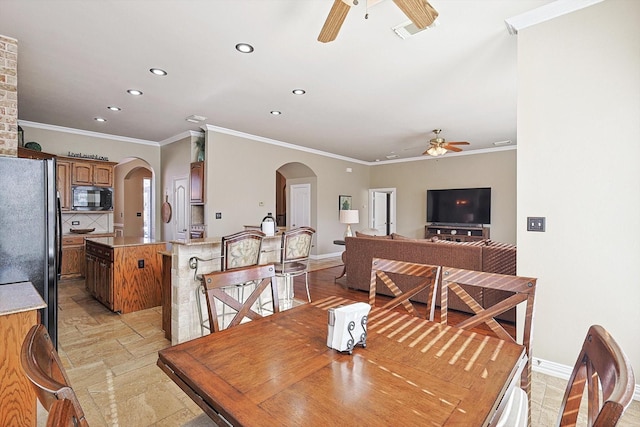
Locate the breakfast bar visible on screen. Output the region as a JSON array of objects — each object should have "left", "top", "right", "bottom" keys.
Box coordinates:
[{"left": 168, "top": 235, "right": 282, "bottom": 345}]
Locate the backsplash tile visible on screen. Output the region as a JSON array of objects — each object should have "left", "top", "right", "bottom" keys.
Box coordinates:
[{"left": 62, "top": 212, "right": 113, "bottom": 234}]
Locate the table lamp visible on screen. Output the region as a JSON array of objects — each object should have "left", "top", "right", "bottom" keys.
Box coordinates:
[{"left": 339, "top": 209, "right": 359, "bottom": 238}]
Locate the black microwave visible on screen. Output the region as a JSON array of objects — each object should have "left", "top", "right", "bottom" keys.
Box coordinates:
[{"left": 72, "top": 186, "right": 113, "bottom": 211}]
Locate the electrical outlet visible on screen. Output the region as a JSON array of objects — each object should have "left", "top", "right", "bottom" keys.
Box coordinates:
[
  {"left": 527, "top": 217, "right": 545, "bottom": 232},
  {"left": 138, "top": 259, "right": 144, "bottom": 268},
  {"left": 71, "top": 221, "right": 80, "bottom": 225}
]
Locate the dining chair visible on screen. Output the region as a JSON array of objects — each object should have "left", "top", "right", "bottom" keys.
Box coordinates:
[
  {"left": 369, "top": 258, "right": 441, "bottom": 321},
  {"left": 196, "top": 229, "right": 265, "bottom": 333},
  {"left": 46, "top": 398, "right": 84, "bottom": 427},
  {"left": 20, "top": 324, "right": 88, "bottom": 427},
  {"left": 275, "top": 226, "right": 315, "bottom": 305},
  {"left": 556, "top": 324, "right": 635, "bottom": 427},
  {"left": 440, "top": 267, "right": 537, "bottom": 426},
  {"left": 202, "top": 264, "right": 280, "bottom": 332}
]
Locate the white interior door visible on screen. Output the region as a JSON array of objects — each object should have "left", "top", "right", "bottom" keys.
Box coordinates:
[
  {"left": 373, "top": 192, "right": 388, "bottom": 233},
  {"left": 369, "top": 188, "right": 396, "bottom": 235},
  {"left": 290, "top": 183, "right": 311, "bottom": 228},
  {"left": 173, "top": 177, "right": 189, "bottom": 240}
]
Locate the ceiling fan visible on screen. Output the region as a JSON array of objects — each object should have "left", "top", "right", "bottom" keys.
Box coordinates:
[
  {"left": 318, "top": 0, "right": 438, "bottom": 43},
  {"left": 423, "top": 129, "right": 469, "bottom": 156}
]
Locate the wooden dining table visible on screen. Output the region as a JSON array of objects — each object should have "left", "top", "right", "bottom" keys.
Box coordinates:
[{"left": 157, "top": 296, "right": 527, "bottom": 427}]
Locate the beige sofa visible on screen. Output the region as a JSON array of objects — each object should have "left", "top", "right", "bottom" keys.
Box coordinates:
[{"left": 344, "top": 234, "right": 517, "bottom": 319}]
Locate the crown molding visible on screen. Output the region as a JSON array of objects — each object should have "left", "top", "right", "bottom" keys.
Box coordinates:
[
  {"left": 505, "top": 0, "right": 604, "bottom": 35},
  {"left": 204, "top": 124, "right": 515, "bottom": 166},
  {"left": 158, "top": 130, "right": 204, "bottom": 146},
  {"left": 204, "top": 124, "right": 371, "bottom": 165},
  {"left": 18, "top": 120, "right": 159, "bottom": 146}
]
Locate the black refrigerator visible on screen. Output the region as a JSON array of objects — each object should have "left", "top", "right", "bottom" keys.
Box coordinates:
[{"left": 0, "top": 156, "right": 61, "bottom": 348}]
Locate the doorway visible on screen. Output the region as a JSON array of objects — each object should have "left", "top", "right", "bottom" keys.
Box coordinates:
[
  {"left": 368, "top": 188, "right": 397, "bottom": 235},
  {"left": 275, "top": 162, "right": 317, "bottom": 232},
  {"left": 290, "top": 183, "right": 311, "bottom": 228},
  {"left": 173, "top": 176, "right": 189, "bottom": 240},
  {"left": 114, "top": 158, "right": 154, "bottom": 238}
]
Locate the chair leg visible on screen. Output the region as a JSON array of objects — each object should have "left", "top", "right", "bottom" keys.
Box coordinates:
[
  {"left": 196, "top": 284, "right": 209, "bottom": 336},
  {"left": 305, "top": 272, "right": 311, "bottom": 302}
]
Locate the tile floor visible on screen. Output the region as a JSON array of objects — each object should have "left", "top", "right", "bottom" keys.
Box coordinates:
[{"left": 51, "top": 258, "right": 639, "bottom": 426}]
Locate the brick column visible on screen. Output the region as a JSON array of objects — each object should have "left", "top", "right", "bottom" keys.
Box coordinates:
[{"left": 0, "top": 35, "right": 18, "bottom": 157}]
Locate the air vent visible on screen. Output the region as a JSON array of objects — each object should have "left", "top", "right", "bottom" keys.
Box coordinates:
[
  {"left": 385, "top": 154, "right": 399, "bottom": 160},
  {"left": 186, "top": 115, "right": 207, "bottom": 123},
  {"left": 392, "top": 19, "right": 439, "bottom": 39}
]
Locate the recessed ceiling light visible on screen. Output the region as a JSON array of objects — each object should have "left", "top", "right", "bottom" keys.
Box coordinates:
[
  {"left": 270, "top": 111, "right": 282, "bottom": 115},
  {"left": 235, "top": 43, "right": 254, "bottom": 53},
  {"left": 94, "top": 117, "right": 107, "bottom": 122},
  {"left": 149, "top": 68, "right": 167, "bottom": 76},
  {"left": 127, "top": 89, "right": 143, "bottom": 96},
  {"left": 292, "top": 89, "right": 306, "bottom": 95},
  {"left": 107, "top": 106, "right": 121, "bottom": 111}
]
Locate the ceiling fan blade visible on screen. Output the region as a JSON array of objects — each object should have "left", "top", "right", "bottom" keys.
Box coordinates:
[
  {"left": 446, "top": 141, "right": 470, "bottom": 145},
  {"left": 392, "top": 0, "right": 438, "bottom": 29},
  {"left": 318, "top": 0, "right": 352, "bottom": 43},
  {"left": 444, "top": 145, "right": 463, "bottom": 152}
]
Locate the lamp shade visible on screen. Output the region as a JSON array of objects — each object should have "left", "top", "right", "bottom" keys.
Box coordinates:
[{"left": 339, "top": 210, "right": 359, "bottom": 224}]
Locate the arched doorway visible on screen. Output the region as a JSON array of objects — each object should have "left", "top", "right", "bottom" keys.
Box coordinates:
[
  {"left": 276, "top": 162, "right": 317, "bottom": 232},
  {"left": 114, "top": 158, "right": 154, "bottom": 238}
]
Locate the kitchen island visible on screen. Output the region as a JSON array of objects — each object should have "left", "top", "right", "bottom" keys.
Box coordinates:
[{"left": 85, "top": 237, "right": 167, "bottom": 314}]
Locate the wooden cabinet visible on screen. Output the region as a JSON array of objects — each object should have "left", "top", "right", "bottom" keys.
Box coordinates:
[
  {"left": 61, "top": 233, "right": 113, "bottom": 279},
  {"left": 0, "top": 283, "right": 46, "bottom": 427},
  {"left": 72, "top": 161, "right": 114, "bottom": 187},
  {"left": 57, "top": 160, "right": 72, "bottom": 210},
  {"left": 85, "top": 239, "right": 164, "bottom": 313},
  {"left": 190, "top": 161, "right": 204, "bottom": 203},
  {"left": 17, "top": 146, "right": 54, "bottom": 159},
  {"left": 425, "top": 224, "right": 490, "bottom": 242}
]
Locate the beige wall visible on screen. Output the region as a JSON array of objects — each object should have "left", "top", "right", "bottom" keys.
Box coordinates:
[
  {"left": 160, "top": 135, "right": 191, "bottom": 241},
  {"left": 517, "top": 0, "right": 640, "bottom": 375},
  {"left": 370, "top": 150, "right": 517, "bottom": 243},
  {"left": 204, "top": 129, "right": 371, "bottom": 255}
]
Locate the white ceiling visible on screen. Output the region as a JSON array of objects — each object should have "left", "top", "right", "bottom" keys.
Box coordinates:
[{"left": 1, "top": 0, "right": 553, "bottom": 162}]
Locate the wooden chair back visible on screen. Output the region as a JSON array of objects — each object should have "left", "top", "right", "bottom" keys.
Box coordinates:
[
  {"left": 369, "top": 258, "right": 441, "bottom": 320},
  {"left": 20, "top": 324, "right": 88, "bottom": 427},
  {"left": 46, "top": 398, "right": 84, "bottom": 427},
  {"left": 202, "top": 264, "right": 279, "bottom": 332},
  {"left": 556, "top": 325, "right": 635, "bottom": 427},
  {"left": 440, "top": 268, "right": 536, "bottom": 425},
  {"left": 221, "top": 229, "right": 265, "bottom": 271}
]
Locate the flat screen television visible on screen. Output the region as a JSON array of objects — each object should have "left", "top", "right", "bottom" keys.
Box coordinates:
[{"left": 427, "top": 187, "right": 491, "bottom": 225}]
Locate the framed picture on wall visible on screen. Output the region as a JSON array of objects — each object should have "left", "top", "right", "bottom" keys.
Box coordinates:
[{"left": 339, "top": 195, "right": 352, "bottom": 213}]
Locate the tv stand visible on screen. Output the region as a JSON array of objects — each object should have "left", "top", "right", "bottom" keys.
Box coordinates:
[{"left": 425, "top": 224, "right": 489, "bottom": 242}]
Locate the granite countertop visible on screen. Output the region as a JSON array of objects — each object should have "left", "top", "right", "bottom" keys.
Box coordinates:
[
  {"left": 171, "top": 234, "right": 281, "bottom": 246},
  {"left": 0, "top": 282, "right": 46, "bottom": 316},
  {"left": 86, "top": 236, "right": 167, "bottom": 248}
]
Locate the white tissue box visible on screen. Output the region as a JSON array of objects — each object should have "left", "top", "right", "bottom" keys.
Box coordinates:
[{"left": 327, "top": 302, "right": 371, "bottom": 353}]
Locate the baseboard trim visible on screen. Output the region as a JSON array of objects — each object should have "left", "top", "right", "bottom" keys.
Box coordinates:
[
  {"left": 533, "top": 357, "right": 640, "bottom": 401},
  {"left": 311, "top": 251, "right": 342, "bottom": 260}
]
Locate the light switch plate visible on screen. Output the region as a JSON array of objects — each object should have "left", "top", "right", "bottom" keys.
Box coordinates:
[{"left": 527, "top": 217, "right": 545, "bottom": 232}]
